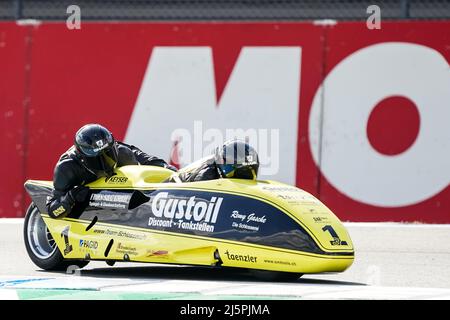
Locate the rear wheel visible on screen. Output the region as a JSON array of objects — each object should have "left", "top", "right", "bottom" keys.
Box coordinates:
[
  {"left": 250, "top": 269, "right": 303, "bottom": 282},
  {"left": 23, "top": 203, "right": 88, "bottom": 271}
]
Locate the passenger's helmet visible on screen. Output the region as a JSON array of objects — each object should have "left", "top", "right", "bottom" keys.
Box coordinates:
[
  {"left": 214, "top": 139, "right": 259, "bottom": 180},
  {"left": 74, "top": 124, "right": 118, "bottom": 177}
]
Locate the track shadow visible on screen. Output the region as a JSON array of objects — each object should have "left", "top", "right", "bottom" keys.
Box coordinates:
[
  {"left": 38, "top": 264, "right": 366, "bottom": 286},
  {"left": 294, "top": 278, "right": 366, "bottom": 286}
]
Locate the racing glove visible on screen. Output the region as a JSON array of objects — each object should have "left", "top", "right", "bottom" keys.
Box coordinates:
[{"left": 47, "top": 186, "right": 90, "bottom": 219}]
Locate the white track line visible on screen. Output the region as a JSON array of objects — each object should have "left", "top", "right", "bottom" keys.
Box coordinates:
[
  {"left": 2, "top": 276, "right": 450, "bottom": 299},
  {"left": 0, "top": 218, "right": 24, "bottom": 224},
  {"left": 0, "top": 289, "right": 19, "bottom": 300}
]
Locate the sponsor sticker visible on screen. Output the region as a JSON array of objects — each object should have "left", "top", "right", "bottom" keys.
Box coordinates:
[
  {"left": 89, "top": 192, "right": 131, "bottom": 209},
  {"left": 92, "top": 228, "right": 146, "bottom": 240},
  {"left": 276, "top": 193, "right": 321, "bottom": 205},
  {"left": 53, "top": 206, "right": 66, "bottom": 216},
  {"left": 116, "top": 242, "right": 138, "bottom": 256},
  {"left": 79, "top": 239, "right": 99, "bottom": 253},
  {"left": 146, "top": 249, "right": 169, "bottom": 257},
  {"left": 261, "top": 186, "right": 299, "bottom": 192},
  {"left": 224, "top": 250, "right": 257, "bottom": 263},
  {"left": 263, "top": 258, "right": 297, "bottom": 266},
  {"left": 230, "top": 210, "right": 266, "bottom": 232},
  {"left": 91, "top": 140, "right": 109, "bottom": 153},
  {"left": 147, "top": 192, "right": 223, "bottom": 233},
  {"left": 312, "top": 216, "right": 330, "bottom": 223},
  {"left": 105, "top": 176, "right": 129, "bottom": 184},
  {"left": 262, "top": 186, "right": 321, "bottom": 205}
]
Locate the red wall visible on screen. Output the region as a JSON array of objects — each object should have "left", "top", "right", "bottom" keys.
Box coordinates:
[
  {"left": 0, "top": 24, "right": 28, "bottom": 217},
  {"left": 0, "top": 21, "right": 449, "bottom": 222}
]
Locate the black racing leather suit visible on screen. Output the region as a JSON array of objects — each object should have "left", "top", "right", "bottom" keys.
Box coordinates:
[
  {"left": 177, "top": 155, "right": 221, "bottom": 182},
  {"left": 46, "top": 142, "right": 173, "bottom": 218}
]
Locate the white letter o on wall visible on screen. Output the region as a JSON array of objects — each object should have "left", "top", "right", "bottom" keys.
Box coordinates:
[{"left": 309, "top": 43, "right": 450, "bottom": 207}]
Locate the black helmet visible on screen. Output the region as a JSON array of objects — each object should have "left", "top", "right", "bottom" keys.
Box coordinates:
[
  {"left": 214, "top": 139, "right": 259, "bottom": 180},
  {"left": 74, "top": 124, "right": 118, "bottom": 177}
]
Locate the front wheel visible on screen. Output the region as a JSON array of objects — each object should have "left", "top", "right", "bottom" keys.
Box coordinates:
[{"left": 23, "top": 203, "right": 88, "bottom": 271}]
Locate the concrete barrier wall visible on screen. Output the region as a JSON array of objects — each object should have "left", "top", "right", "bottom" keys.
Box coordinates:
[{"left": 0, "top": 21, "right": 448, "bottom": 222}]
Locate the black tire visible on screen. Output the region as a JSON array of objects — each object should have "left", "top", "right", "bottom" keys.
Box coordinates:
[
  {"left": 250, "top": 269, "right": 303, "bottom": 282},
  {"left": 23, "top": 203, "right": 89, "bottom": 271}
]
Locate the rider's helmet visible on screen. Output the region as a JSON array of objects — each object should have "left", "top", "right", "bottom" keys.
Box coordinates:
[
  {"left": 74, "top": 124, "right": 119, "bottom": 177},
  {"left": 214, "top": 139, "right": 259, "bottom": 180}
]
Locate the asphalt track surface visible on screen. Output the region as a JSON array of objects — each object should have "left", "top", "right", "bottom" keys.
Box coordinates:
[{"left": 1, "top": 219, "right": 450, "bottom": 299}]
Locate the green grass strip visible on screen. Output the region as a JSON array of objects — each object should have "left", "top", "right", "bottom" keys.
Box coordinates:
[{"left": 16, "top": 289, "right": 294, "bottom": 300}]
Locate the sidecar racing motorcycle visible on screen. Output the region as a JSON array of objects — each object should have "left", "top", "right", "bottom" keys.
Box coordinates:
[{"left": 23, "top": 165, "right": 354, "bottom": 281}]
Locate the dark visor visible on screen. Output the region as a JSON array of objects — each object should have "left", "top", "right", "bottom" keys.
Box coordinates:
[{"left": 83, "top": 146, "right": 118, "bottom": 176}]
